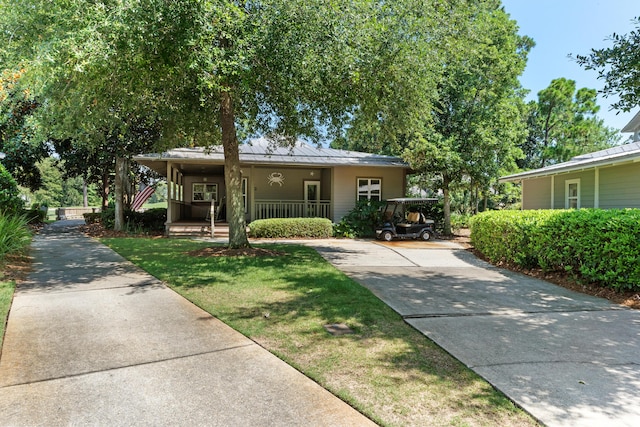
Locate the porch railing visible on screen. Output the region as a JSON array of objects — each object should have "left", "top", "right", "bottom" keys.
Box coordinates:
[{"left": 254, "top": 200, "right": 332, "bottom": 220}]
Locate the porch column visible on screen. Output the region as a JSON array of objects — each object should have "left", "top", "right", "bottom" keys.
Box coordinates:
[
  {"left": 250, "top": 165, "right": 256, "bottom": 221},
  {"left": 550, "top": 176, "right": 555, "bottom": 209},
  {"left": 166, "top": 162, "right": 173, "bottom": 224},
  {"left": 594, "top": 167, "right": 600, "bottom": 208}
]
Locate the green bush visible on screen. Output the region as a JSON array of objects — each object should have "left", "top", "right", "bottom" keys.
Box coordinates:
[
  {"left": 0, "top": 164, "right": 23, "bottom": 215},
  {"left": 470, "top": 209, "right": 640, "bottom": 291},
  {"left": 249, "top": 217, "right": 333, "bottom": 238},
  {"left": 100, "top": 207, "right": 166, "bottom": 232},
  {"left": 83, "top": 212, "right": 102, "bottom": 224},
  {"left": 22, "top": 208, "right": 47, "bottom": 224},
  {"left": 0, "top": 213, "right": 31, "bottom": 260},
  {"left": 333, "top": 199, "right": 385, "bottom": 238}
]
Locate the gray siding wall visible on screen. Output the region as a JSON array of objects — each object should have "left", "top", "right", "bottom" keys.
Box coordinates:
[
  {"left": 599, "top": 163, "right": 640, "bottom": 208},
  {"left": 332, "top": 166, "right": 406, "bottom": 222},
  {"left": 522, "top": 177, "right": 551, "bottom": 209}
]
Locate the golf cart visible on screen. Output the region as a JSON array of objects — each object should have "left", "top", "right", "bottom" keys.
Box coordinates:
[{"left": 375, "top": 198, "right": 438, "bottom": 241}]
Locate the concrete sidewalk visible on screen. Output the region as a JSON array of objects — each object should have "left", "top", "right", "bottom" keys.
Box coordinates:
[
  {"left": 0, "top": 221, "right": 375, "bottom": 426},
  {"left": 308, "top": 239, "right": 640, "bottom": 427}
]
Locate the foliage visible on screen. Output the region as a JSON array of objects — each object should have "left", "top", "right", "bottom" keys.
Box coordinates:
[
  {"left": 21, "top": 207, "right": 46, "bottom": 224},
  {"left": 103, "top": 237, "right": 536, "bottom": 426},
  {"left": 518, "top": 78, "right": 620, "bottom": 170},
  {"left": 470, "top": 209, "right": 640, "bottom": 290},
  {"left": 333, "top": 199, "right": 385, "bottom": 238},
  {"left": 575, "top": 18, "right": 640, "bottom": 112},
  {"left": 0, "top": 162, "right": 23, "bottom": 215},
  {"left": 248, "top": 218, "right": 333, "bottom": 239},
  {"left": 401, "top": 2, "right": 532, "bottom": 235},
  {"left": 83, "top": 212, "right": 101, "bottom": 224},
  {"left": 0, "top": 212, "right": 31, "bottom": 260},
  {"left": 100, "top": 207, "right": 166, "bottom": 232},
  {"left": 0, "top": 69, "right": 49, "bottom": 190}
]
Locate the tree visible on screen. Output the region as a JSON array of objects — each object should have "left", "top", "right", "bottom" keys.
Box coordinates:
[
  {"left": 2, "top": 0, "right": 445, "bottom": 247},
  {"left": 575, "top": 18, "right": 640, "bottom": 112},
  {"left": 0, "top": 69, "right": 49, "bottom": 190},
  {"left": 402, "top": 1, "right": 532, "bottom": 234},
  {"left": 518, "top": 78, "right": 619, "bottom": 170}
]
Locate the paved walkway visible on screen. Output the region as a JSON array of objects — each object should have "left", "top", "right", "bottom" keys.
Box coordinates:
[
  {"left": 307, "top": 239, "right": 640, "bottom": 427},
  {"left": 0, "top": 221, "right": 375, "bottom": 426}
]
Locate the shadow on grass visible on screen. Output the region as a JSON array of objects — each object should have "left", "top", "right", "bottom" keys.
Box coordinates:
[{"left": 103, "top": 237, "right": 532, "bottom": 423}]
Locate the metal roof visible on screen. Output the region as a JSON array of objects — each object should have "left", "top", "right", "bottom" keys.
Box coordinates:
[
  {"left": 621, "top": 111, "right": 640, "bottom": 133},
  {"left": 500, "top": 141, "right": 640, "bottom": 182},
  {"left": 134, "top": 138, "right": 407, "bottom": 175}
]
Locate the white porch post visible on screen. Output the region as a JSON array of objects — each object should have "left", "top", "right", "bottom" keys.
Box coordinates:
[
  {"left": 166, "top": 162, "right": 173, "bottom": 224},
  {"left": 550, "top": 176, "right": 555, "bottom": 209},
  {"left": 594, "top": 167, "right": 600, "bottom": 208}
]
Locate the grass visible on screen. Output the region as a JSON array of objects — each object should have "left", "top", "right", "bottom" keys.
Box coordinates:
[
  {"left": 0, "top": 278, "right": 14, "bottom": 348},
  {"left": 103, "top": 237, "right": 538, "bottom": 427}
]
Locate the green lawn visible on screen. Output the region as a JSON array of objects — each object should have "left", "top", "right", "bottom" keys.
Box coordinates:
[
  {"left": 103, "top": 238, "right": 537, "bottom": 427},
  {"left": 0, "top": 278, "right": 15, "bottom": 348}
]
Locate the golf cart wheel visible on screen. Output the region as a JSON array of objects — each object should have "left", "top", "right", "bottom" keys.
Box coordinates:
[
  {"left": 381, "top": 231, "right": 394, "bottom": 242},
  {"left": 420, "top": 230, "right": 432, "bottom": 241}
]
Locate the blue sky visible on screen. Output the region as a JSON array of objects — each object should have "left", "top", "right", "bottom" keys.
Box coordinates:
[{"left": 501, "top": 0, "right": 638, "bottom": 136}]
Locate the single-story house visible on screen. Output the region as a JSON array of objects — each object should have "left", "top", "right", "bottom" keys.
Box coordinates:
[
  {"left": 500, "top": 114, "right": 640, "bottom": 210},
  {"left": 134, "top": 138, "right": 409, "bottom": 235}
]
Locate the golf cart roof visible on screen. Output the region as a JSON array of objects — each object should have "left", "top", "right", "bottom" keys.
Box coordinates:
[{"left": 385, "top": 198, "right": 438, "bottom": 204}]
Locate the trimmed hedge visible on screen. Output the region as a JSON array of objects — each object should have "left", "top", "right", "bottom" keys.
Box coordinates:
[
  {"left": 470, "top": 209, "right": 640, "bottom": 291},
  {"left": 248, "top": 217, "right": 333, "bottom": 238}
]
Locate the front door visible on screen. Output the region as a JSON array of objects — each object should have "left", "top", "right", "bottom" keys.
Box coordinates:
[{"left": 304, "top": 180, "right": 320, "bottom": 217}]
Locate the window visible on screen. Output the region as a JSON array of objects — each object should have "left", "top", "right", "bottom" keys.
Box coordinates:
[
  {"left": 357, "top": 178, "right": 381, "bottom": 201},
  {"left": 565, "top": 179, "right": 580, "bottom": 209},
  {"left": 241, "top": 178, "right": 248, "bottom": 213},
  {"left": 193, "top": 183, "right": 218, "bottom": 202}
]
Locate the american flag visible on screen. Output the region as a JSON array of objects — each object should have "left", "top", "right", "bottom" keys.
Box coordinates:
[{"left": 131, "top": 184, "right": 156, "bottom": 211}]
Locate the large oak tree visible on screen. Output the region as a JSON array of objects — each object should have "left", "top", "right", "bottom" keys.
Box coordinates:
[{"left": 2, "top": 0, "right": 444, "bottom": 246}]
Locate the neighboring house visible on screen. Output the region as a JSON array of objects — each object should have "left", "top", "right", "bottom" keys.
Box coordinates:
[
  {"left": 134, "top": 138, "right": 409, "bottom": 235},
  {"left": 500, "top": 115, "right": 640, "bottom": 210}
]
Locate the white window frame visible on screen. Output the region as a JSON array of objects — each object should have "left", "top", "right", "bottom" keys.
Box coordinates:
[
  {"left": 357, "top": 178, "right": 382, "bottom": 201},
  {"left": 192, "top": 183, "right": 218, "bottom": 202},
  {"left": 565, "top": 179, "right": 580, "bottom": 209},
  {"left": 241, "top": 178, "right": 248, "bottom": 213}
]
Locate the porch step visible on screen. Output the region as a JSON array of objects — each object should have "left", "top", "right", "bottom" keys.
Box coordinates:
[{"left": 167, "top": 222, "right": 230, "bottom": 238}]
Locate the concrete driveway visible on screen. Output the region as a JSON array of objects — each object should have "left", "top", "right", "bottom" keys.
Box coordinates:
[{"left": 308, "top": 239, "right": 640, "bottom": 427}]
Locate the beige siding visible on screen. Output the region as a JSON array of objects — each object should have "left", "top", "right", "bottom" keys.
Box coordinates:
[
  {"left": 599, "top": 163, "right": 640, "bottom": 208},
  {"left": 252, "top": 167, "right": 326, "bottom": 200},
  {"left": 522, "top": 177, "right": 551, "bottom": 209},
  {"left": 332, "top": 166, "right": 406, "bottom": 222}
]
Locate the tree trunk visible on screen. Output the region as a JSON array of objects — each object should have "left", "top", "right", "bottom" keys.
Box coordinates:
[
  {"left": 101, "top": 171, "right": 110, "bottom": 210},
  {"left": 114, "top": 156, "right": 126, "bottom": 231},
  {"left": 442, "top": 176, "right": 452, "bottom": 236},
  {"left": 83, "top": 179, "right": 88, "bottom": 207},
  {"left": 220, "top": 89, "right": 250, "bottom": 249}
]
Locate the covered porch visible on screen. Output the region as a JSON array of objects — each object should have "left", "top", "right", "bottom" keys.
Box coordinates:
[{"left": 134, "top": 138, "right": 409, "bottom": 236}]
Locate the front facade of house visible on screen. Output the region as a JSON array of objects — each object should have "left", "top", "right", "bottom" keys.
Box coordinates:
[
  {"left": 134, "top": 138, "right": 409, "bottom": 233},
  {"left": 500, "top": 118, "right": 640, "bottom": 210}
]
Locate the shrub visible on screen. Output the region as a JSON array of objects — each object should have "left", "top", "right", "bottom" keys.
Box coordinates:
[
  {"left": 249, "top": 217, "right": 333, "bottom": 238},
  {"left": 0, "top": 164, "right": 23, "bottom": 215},
  {"left": 470, "top": 209, "right": 640, "bottom": 291},
  {"left": 100, "top": 207, "right": 166, "bottom": 232},
  {"left": 22, "top": 208, "right": 47, "bottom": 224},
  {"left": 83, "top": 212, "right": 102, "bottom": 224},
  {"left": 333, "top": 199, "right": 385, "bottom": 238},
  {"left": 0, "top": 213, "right": 31, "bottom": 260}
]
